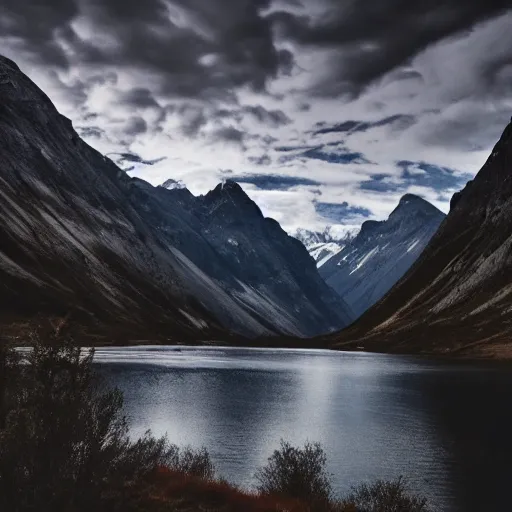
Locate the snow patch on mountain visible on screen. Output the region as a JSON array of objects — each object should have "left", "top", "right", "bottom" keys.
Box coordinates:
[
  {"left": 309, "top": 242, "right": 344, "bottom": 267},
  {"left": 161, "top": 178, "right": 187, "bottom": 190},
  {"left": 349, "top": 246, "right": 379, "bottom": 276},
  {"left": 294, "top": 225, "right": 358, "bottom": 268},
  {"left": 319, "top": 195, "right": 445, "bottom": 318}
]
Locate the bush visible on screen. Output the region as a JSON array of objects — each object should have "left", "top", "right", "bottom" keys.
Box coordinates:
[
  {"left": 0, "top": 322, "right": 432, "bottom": 512},
  {"left": 340, "top": 477, "right": 431, "bottom": 512},
  {"left": 0, "top": 322, "right": 214, "bottom": 512},
  {"left": 166, "top": 444, "right": 215, "bottom": 480},
  {"left": 255, "top": 440, "right": 333, "bottom": 508}
]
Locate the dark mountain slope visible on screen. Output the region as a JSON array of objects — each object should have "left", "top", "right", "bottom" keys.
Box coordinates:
[
  {"left": 0, "top": 55, "right": 352, "bottom": 341},
  {"left": 319, "top": 194, "right": 445, "bottom": 318},
  {"left": 329, "top": 120, "right": 512, "bottom": 357},
  {"left": 127, "top": 179, "right": 353, "bottom": 336}
]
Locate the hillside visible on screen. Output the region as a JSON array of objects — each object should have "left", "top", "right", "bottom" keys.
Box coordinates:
[
  {"left": 320, "top": 194, "right": 445, "bottom": 318},
  {"left": 329, "top": 120, "right": 512, "bottom": 358},
  {"left": 0, "top": 55, "right": 353, "bottom": 342}
]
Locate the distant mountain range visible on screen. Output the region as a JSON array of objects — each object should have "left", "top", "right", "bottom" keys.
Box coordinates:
[
  {"left": 295, "top": 196, "right": 445, "bottom": 319},
  {"left": 0, "top": 54, "right": 353, "bottom": 342},
  {"left": 294, "top": 226, "right": 358, "bottom": 268},
  {"left": 318, "top": 194, "right": 445, "bottom": 318},
  {"left": 329, "top": 119, "right": 512, "bottom": 357},
  {"left": 5, "top": 51, "right": 510, "bottom": 357}
]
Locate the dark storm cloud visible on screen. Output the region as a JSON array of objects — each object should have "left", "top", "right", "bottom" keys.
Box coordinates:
[
  {"left": 119, "top": 88, "right": 160, "bottom": 109},
  {"left": 3, "top": 0, "right": 511, "bottom": 107},
  {"left": 0, "top": 0, "right": 78, "bottom": 67},
  {"left": 242, "top": 105, "right": 291, "bottom": 127},
  {"left": 248, "top": 155, "right": 272, "bottom": 166},
  {"left": 230, "top": 174, "right": 321, "bottom": 190},
  {"left": 302, "top": 147, "right": 370, "bottom": 165},
  {"left": 213, "top": 126, "right": 245, "bottom": 144},
  {"left": 261, "top": 135, "right": 279, "bottom": 146},
  {"left": 0, "top": 0, "right": 294, "bottom": 99},
  {"left": 314, "top": 115, "right": 416, "bottom": 135},
  {"left": 76, "top": 126, "right": 105, "bottom": 139},
  {"left": 271, "top": 0, "right": 511, "bottom": 95},
  {"left": 3, "top": 0, "right": 511, "bottom": 231},
  {"left": 107, "top": 152, "right": 167, "bottom": 169},
  {"left": 124, "top": 116, "right": 148, "bottom": 136},
  {"left": 419, "top": 106, "right": 512, "bottom": 151},
  {"left": 360, "top": 162, "right": 473, "bottom": 193},
  {"left": 314, "top": 201, "right": 371, "bottom": 223},
  {"left": 275, "top": 144, "right": 317, "bottom": 152},
  {"left": 213, "top": 105, "right": 291, "bottom": 127}
]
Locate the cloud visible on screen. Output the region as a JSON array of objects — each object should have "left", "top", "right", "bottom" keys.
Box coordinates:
[
  {"left": 248, "top": 155, "right": 272, "bottom": 166},
  {"left": 1, "top": 1, "right": 512, "bottom": 233},
  {"left": 176, "top": 105, "right": 208, "bottom": 137},
  {"left": 302, "top": 147, "right": 371, "bottom": 165},
  {"left": 106, "top": 152, "right": 167, "bottom": 171},
  {"left": 124, "top": 116, "right": 148, "bottom": 136},
  {"left": 271, "top": 0, "right": 511, "bottom": 96},
  {"left": 314, "top": 201, "right": 372, "bottom": 223},
  {"left": 241, "top": 105, "right": 291, "bottom": 127},
  {"left": 75, "top": 125, "right": 105, "bottom": 139},
  {"left": 0, "top": 0, "right": 298, "bottom": 117},
  {"left": 229, "top": 174, "right": 322, "bottom": 190},
  {"left": 360, "top": 162, "right": 473, "bottom": 196},
  {"left": 212, "top": 126, "right": 245, "bottom": 144},
  {"left": 119, "top": 88, "right": 160, "bottom": 109},
  {"left": 314, "top": 115, "right": 416, "bottom": 135}
]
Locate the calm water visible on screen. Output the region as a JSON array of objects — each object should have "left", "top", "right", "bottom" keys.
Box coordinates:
[{"left": 95, "top": 346, "right": 512, "bottom": 511}]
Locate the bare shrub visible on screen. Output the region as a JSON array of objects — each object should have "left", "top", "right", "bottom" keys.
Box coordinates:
[
  {"left": 255, "top": 440, "right": 333, "bottom": 508},
  {"left": 0, "top": 322, "right": 215, "bottom": 511},
  {"left": 340, "top": 477, "right": 432, "bottom": 512},
  {"left": 166, "top": 444, "right": 215, "bottom": 480}
]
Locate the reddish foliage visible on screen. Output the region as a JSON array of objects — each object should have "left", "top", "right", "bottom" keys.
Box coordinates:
[{"left": 143, "top": 468, "right": 313, "bottom": 511}]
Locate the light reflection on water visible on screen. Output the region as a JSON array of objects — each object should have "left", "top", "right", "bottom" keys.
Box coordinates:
[{"left": 95, "top": 346, "right": 512, "bottom": 512}]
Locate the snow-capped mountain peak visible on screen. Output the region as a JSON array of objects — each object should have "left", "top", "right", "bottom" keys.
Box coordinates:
[
  {"left": 161, "top": 178, "right": 187, "bottom": 190},
  {"left": 294, "top": 226, "right": 359, "bottom": 268},
  {"left": 318, "top": 194, "right": 445, "bottom": 318}
]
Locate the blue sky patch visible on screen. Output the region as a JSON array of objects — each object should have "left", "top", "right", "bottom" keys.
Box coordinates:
[
  {"left": 231, "top": 174, "right": 322, "bottom": 190},
  {"left": 314, "top": 201, "right": 372, "bottom": 223}
]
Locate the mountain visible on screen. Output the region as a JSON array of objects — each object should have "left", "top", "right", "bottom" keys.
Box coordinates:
[
  {"left": 161, "top": 178, "right": 187, "bottom": 190},
  {"left": 319, "top": 195, "right": 445, "bottom": 318},
  {"left": 294, "top": 226, "right": 358, "bottom": 268},
  {"left": 0, "top": 55, "right": 353, "bottom": 342},
  {"left": 329, "top": 120, "right": 512, "bottom": 357},
  {"left": 130, "top": 178, "right": 354, "bottom": 337}
]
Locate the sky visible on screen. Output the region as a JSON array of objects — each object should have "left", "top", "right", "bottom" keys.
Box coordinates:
[{"left": 2, "top": 0, "right": 512, "bottom": 233}]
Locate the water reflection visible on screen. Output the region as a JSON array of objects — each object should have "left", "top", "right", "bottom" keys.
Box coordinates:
[{"left": 95, "top": 347, "right": 512, "bottom": 512}]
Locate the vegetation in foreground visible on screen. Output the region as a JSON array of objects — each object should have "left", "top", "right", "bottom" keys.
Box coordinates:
[{"left": 0, "top": 322, "right": 432, "bottom": 511}]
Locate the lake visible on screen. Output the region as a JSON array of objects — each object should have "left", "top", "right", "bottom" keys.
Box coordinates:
[{"left": 95, "top": 346, "right": 512, "bottom": 511}]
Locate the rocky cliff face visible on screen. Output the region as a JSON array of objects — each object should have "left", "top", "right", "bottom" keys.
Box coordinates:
[
  {"left": 127, "top": 179, "right": 354, "bottom": 337},
  {"left": 319, "top": 194, "right": 445, "bottom": 318},
  {"left": 0, "top": 55, "right": 352, "bottom": 341},
  {"left": 330, "top": 120, "right": 512, "bottom": 357}
]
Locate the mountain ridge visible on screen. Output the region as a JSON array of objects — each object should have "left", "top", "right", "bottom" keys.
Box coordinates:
[
  {"left": 318, "top": 193, "right": 445, "bottom": 318},
  {"left": 328, "top": 119, "right": 512, "bottom": 358},
  {"left": 0, "top": 54, "right": 353, "bottom": 342}
]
